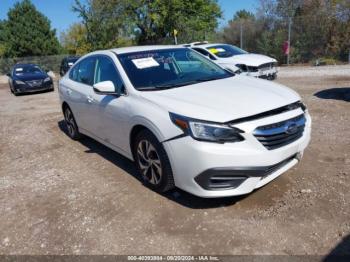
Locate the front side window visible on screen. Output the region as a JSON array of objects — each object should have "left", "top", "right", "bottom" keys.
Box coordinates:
[
  {"left": 206, "top": 45, "right": 248, "bottom": 58},
  {"left": 118, "top": 48, "right": 233, "bottom": 91},
  {"left": 94, "top": 56, "right": 124, "bottom": 93}
]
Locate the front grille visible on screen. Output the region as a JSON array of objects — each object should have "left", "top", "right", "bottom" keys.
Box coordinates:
[
  {"left": 253, "top": 114, "right": 306, "bottom": 150},
  {"left": 26, "top": 79, "right": 43, "bottom": 87}
]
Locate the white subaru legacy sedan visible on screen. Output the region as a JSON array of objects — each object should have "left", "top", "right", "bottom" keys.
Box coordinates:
[{"left": 59, "top": 46, "right": 311, "bottom": 198}]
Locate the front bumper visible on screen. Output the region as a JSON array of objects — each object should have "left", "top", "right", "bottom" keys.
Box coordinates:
[
  {"left": 244, "top": 67, "right": 278, "bottom": 80},
  {"left": 14, "top": 81, "right": 54, "bottom": 93},
  {"left": 163, "top": 109, "right": 311, "bottom": 198}
]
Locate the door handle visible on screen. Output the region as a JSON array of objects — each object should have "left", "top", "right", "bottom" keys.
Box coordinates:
[{"left": 87, "top": 95, "right": 95, "bottom": 104}]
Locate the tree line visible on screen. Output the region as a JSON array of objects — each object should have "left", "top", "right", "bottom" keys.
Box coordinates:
[
  {"left": 219, "top": 0, "right": 350, "bottom": 64},
  {"left": 0, "top": 0, "right": 349, "bottom": 65}
]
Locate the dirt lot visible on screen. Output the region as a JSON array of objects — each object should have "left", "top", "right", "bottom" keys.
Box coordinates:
[{"left": 0, "top": 67, "right": 349, "bottom": 256}]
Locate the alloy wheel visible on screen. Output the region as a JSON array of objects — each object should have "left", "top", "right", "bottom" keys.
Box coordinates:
[
  {"left": 137, "top": 140, "right": 162, "bottom": 185},
  {"left": 64, "top": 108, "right": 76, "bottom": 137}
]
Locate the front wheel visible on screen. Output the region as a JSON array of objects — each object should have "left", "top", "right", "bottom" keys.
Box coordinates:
[
  {"left": 133, "top": 130, "right": 175, "bottom": 193},
  {"left": 63, "top": 106, "right": 81, "bottom": 140}
]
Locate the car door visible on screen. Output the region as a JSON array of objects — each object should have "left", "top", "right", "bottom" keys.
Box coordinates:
[
  {"left": 64, "top": 56, "right": 98, "bottom": 135},
  {"left": 91, "top": 55, "right": 130, "bottom": 153}
]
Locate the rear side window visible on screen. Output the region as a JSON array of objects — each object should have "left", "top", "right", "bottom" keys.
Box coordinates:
[
  {"left": 77, "top": 57, "right": 95, "bottom": 85},
  {"left": 69, "top": 57, "right": 95, "bottom": 86},
  {"left": 94, "top": 56, "right": 124, "bottom": 93},
  {"left": 69, "top": 63, "right": 79, "bottom": 81}
]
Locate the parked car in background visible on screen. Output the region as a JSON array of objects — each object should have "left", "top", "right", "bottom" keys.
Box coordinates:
[
  {"left": 7, "top": 63, "right": 54, "bottom": 95},
  {"left": 186, "top": 42, "right": 278, "bottom": 80},
  {"left": 59, "top": 46, "right": 311, "bottom": 198},
  {"left": 60, "top": 56, "right": 80, "bottom": 76}
]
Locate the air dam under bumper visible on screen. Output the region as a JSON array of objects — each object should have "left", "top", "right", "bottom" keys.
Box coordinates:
[
  {"left": 195, "top": 154, "right": 298, "bottom": 190},
  {"left": 163, "top": 113, "right": 311, "bottom": 198}
]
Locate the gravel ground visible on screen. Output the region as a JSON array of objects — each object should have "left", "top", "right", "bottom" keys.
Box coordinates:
[
  {"left": 277, "top": 64, "right": 350, "bottom": 78},
  {"left": 0, "top": 66, "right": 349, "bottom": 257}
]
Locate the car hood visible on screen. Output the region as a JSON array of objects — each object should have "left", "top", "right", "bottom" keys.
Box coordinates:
[
  {"left": 218, "top": 54, "right": 277, "bottom": 67},
  {"left": 140, "top": 75, "right": 300, "bottom": 123},
  {"left": 14, "top": 73, "right": 48, "bottom": 81}
]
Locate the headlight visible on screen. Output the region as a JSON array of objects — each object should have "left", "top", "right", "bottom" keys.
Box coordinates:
[
  {"left": 15, "top": 80, "right": 26, "bottom": 85},
  {"left": 169, "top": 113, "right": 244, "bottom": 143},
  {"left": 44, "top": 77, "right": 51, "bottom": 82}
]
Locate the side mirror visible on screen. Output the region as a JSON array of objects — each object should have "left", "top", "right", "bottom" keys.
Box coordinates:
[{"left": 93, "top": 81, "right": 117, "bottom": 95}]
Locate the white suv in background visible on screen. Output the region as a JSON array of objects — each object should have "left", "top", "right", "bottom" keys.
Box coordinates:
[
  {"left": 186, "top": 42, "right": 278, "bottom": 80},
  {"left": 59, "top": 46, "right": 311, "bottom": 198}
]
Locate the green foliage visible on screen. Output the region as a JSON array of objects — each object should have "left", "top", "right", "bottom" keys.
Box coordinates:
[
  {"left": 220, "top": 9, "right": 259, "bottom": 51},
  {"left": 72, "top": 0, "right": 133, "bottom": 50},
  {"left": 218, "top": 0, "right": 350, "bottom": 64},
  {"left": 0, "top": 20, "right": 7, "bottom": 58},
  {"left": 233, "top": 10, "right": 255, "bottom": 21},
  {"left": 73, "top": 0, "right": 222, "bottom": 47},
  {"left": 60, "top": 23, "right": 92, "bottom": 55},
  {"left": 2, "top": 0, "right": 60, "bottom": 57},
  {"left": 170, "top": 0, "right": 222, "bottom": 44}
]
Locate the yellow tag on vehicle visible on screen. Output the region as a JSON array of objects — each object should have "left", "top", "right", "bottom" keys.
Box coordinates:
[{"left": 208, "top": 48, "right": 219, "bottom": 54}]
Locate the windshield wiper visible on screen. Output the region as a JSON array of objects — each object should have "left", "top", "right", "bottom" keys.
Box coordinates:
[
  {"left": 137, "top": 76, "right": 231, "bottom": 91},
  {"left": 137, "top": 81, "right": 199, "bottom": 91},
  {"left": 154, "top": 81, "right": 200, "bottom": 89},
  {"left": 192, "top": 76, "right": 230, "bottom": 83}
]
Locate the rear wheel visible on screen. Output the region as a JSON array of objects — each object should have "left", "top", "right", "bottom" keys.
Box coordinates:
[
  {"left": 133, "top": 129, "right": 175, "bottom": 193},
  {"left": 63, "top": 106, "right": 81, "bottom": 140}
]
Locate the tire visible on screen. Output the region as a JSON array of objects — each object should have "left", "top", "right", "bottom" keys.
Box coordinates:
[
  {"left": 63, "top": 106, "right": 82, "bottom": 140},
  {"left": 133, "top": 129, "right": 175, "bottom": 193}
]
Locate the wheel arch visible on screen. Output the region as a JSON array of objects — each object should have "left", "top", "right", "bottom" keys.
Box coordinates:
[
  {"left": 129, "top": 124, "right": 153, "bottom": 161},
  {"left": 61, "top": 101, "right": 70, "bottom": 113}
]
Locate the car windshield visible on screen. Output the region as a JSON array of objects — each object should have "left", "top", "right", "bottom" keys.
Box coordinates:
[
  {"left": 117, "top": 48, "right": 233, "bottom": 91},
  {"left": 67, "top": 57, "right": 79, "bottom": 64},
  {"left": 14, "top": 65, "right": 43, "bottom": 75},
  {"left": 206, "top": 45, "right": 248, "bottom": 58}
]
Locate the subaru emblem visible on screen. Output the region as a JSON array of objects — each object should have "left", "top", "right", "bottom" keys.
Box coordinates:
[{"left": 285, "top": 123, "right": 298, "bottom": 134}]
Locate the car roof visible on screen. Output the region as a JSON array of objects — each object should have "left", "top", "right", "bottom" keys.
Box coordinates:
[
  {"left": 188, "top": 43, "right": 231, "bottom": 49},
  {"left": 110, "top": 45, "right": 185, "bottom": 54},
  {"left": 13, "top": 63, "right": 40, "bottom": 68}
]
